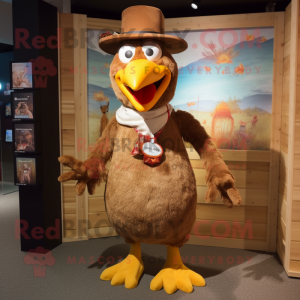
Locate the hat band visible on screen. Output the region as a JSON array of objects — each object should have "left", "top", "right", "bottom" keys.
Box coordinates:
[{"left": 121, "top": 31, "right": 161, "bottom": 34}]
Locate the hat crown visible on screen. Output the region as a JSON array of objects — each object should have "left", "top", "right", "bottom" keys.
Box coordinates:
[{"left": 121, "top": 6, "right": 165, "bottom": 34}]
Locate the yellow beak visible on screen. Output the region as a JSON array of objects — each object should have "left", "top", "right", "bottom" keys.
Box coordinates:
[{"left": 115, "top": 59, "right": 171, "bottom": 112}]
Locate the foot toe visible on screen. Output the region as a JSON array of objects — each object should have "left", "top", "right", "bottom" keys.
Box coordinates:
[
  {"left": 177, "top": 272, "right": 193, "bottom": 293},
  {"left": 100, "top": 264, "right": 119, "bottom": 281},
  {"left": 150, "top": 273, "right": 163, "bottom": 291},
  {"left": 111, "top": 271, "right": 126, "bottom": 286},
  {"left": 189, "top": 270, "right": 206, "bottom": 287}
]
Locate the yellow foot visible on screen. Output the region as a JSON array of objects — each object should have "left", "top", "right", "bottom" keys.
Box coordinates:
[
  {"left": 100, "top": 242, "right": 144, "bottom": 289},
  {"left": 150, "top": 246, "right": 205, "bottom": 294}
]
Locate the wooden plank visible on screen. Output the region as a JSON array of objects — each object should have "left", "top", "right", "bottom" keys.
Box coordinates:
[
  {"left": 61, "top": 104, "right": 74, "bottom": 114},
  {"left": 267, "top": 12, "right": 284, "bottom": 252},
  {"left": 294, "top": 170, "right": 300, "bottom": 186},
  {"left": 284, "top": 40, "right": 291, "bottom": 58},
  {"left": 291, "top": 241, "right": 300, "bottom": 260},
  {"left": 73, "top": 14, "right": 89, "bottom": 240},
  {"left": 62, "top": 182, "right": 76, "bottom": 198},
  {"left": 281, "top": 115, "right": 289, "bottom": 135},
  {"left": 64, "top": 214, "right": 76, "bottom": 230},
  {"left": 187, "top": 235, "right": 267, "bottom": 251},
  {"left": 59, "top": 13, "right": 73, "bottom": 28},
  {"left": 64, "top": 197, "right": 76, "bottom": 204},
  {"left": 88, "top": 197, "right": 106, "bottom": 213},
  {"left": 277, "top": 226, "right": 285, "bottom": 265},
  {"left": 293, "top": 186, "right": 300, "bottom": 201},
  {"left": 196, "top": 204, "right": 268, "bottom": 224},
  {"left": 292, "top": 201, "right": 300, "bottom": 221},
  {"left": 278, "top": 215, "right": 286, "bottom": 241},
  {"left": 62, "top": 129, "right": 75, "bottom": 146},
  {"left": 279, "top": 198, "right": 287, "bottom": 224},
  {"left": 64, "top": 229, "right": 77, "bottom": 239},
  {"left": 187, "top": 149, "right": 270, "bottom": 162},
  {"left": 291, "top": 222, "right": 300, "bottom": 241},
  {"left": 192, "top": 219, "right": 267, "bottom": 240},
  {"left": 89, "top": 212, "right": 111, "bottom": 228},
  {"left": 282, "top": 55, "right": 290, "bottom": 113},
  {"left": 196, "top": 186, "right": 269, "bottom": 206},
  {"left": 88, "top": 184, "right": 106, "bottom": 198},
  {"left": 61, "top": 74, "right": 74, "bottom": 90},
  {"left": 60, "top": 59, "right": 74, "bottom": 76},
  {"left": 296, "top": 85, "right": 300, "bottom": 121},
  {"left": 61, "top": 90, "right": 75, "bottom": 104},
  {"left": 88, "top": 227, "right": 118, "bottom": 239},
  {"left": 191, "top": 160, "right": 269, "bottom": 172},
  {"left": 285, "top": 0, "right": 299, "bottom": 270},
  {"left": 87, "top": 18, "right": 121, "bottom": 31},
  {"left": 62, "top": 145, "right": 75, "bottom": 157},
  {"left": 61, "top": 114, "right": 75, "bottom": 130},
  {"left": 164, "top": 12, "right": 275, "bottom": 31},
  {"left": 63, "top": 203, "right": 76, "bottom": 214},
  {"left": 280, "top": 149, "right": 288, "bottom": 171},
  {"left": 285, "top": 2, "right": 291, "bottom": 24},
  {"left": 296, "top": 136, "right": 300, "bottom": 154},
  {"left": 280, "top": 133, "right": 289, "bottom": 155},
  {"left": 194, "top": 169, "right": 269, "bottom": 189},
  {"left": 290, "top": 260, "right": 300, "bottom": 272},
  {"left": 285, "top": 20, "right": 291, "bottom": 43}
]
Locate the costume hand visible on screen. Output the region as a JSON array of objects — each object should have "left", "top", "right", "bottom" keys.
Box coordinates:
[
  {"left": 58, "top": 155, "right": 107, "bottom": 196},
  {"left": 205, "top": 172, "right": 241, "bottom": 208}
]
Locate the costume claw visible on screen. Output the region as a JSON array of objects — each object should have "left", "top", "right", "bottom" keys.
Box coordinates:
[
  {"left": 100, "top": 243, "right": 144, "bottom": 289},
  {"left": 150, "top": 246, "right": 205, "bottom": 294}
]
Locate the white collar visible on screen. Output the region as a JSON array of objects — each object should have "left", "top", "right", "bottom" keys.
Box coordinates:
[{"left": 116, "top": 104, "right": 173, "bottom": 137}]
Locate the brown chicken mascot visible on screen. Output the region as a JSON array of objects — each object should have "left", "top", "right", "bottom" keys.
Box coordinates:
[{"left": 58, "top": 5, "right": 242, "bottom": 294}]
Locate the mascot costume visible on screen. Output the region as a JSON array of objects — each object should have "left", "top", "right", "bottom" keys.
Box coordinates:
[{"left": 58, "top": 5, "right": 242, "bottom": 294}]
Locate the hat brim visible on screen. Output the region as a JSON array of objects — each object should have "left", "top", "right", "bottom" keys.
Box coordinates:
[{"left": 99, "top": 33, "right": 188, "bottom": 55}]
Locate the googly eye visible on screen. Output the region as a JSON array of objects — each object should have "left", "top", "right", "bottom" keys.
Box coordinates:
[
  {"left": 142, "top": 41, "right": 162, "bottom": 61},
  {"left": 118, "top": 44, "right": 136, "bottom": 63}
]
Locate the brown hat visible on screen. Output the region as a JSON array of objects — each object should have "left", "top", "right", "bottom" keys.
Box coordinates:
[{"left": 99, "top": 6, "right": 188, "bottom": 55}]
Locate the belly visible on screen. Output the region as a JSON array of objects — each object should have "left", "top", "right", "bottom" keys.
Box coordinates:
[{"left": 104, "top": 123, "right": 197, "bottom": 246}]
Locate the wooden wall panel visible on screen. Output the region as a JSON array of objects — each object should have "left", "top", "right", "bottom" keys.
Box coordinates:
[{"left": 58, "top": 13, "right": 287, "bottom": 261}]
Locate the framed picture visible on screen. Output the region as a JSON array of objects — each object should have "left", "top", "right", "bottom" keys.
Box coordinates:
[
  {"left": 3, "top": 83, "right": 12, "bottom": 96},
  {"left": 14, "top": 155, "right": 42, "bottom": 186},
  {"left": 11, "top": 91, "right": 41, "bottom": 121},
  {"left": 13, "top": 122, "right": 41, "bottom": 153},
  {"left": 10, "top": 62, "right": 33, "bottom": 89},
  {"left": 5, "top": 129, "right": 12, "bottom": 142},
  {"left": 5, "top": 103, "right": 11, "bottom": 116}
]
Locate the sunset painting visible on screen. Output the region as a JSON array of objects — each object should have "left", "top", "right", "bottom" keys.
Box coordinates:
[{"left": 87, "top": 27, "right": 274, "bottom": 150}]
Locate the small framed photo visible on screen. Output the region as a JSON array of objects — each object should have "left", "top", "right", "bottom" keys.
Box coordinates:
[
  {"left": 5, "top": 103, "right": 11, "bottom": 116},
  {"left": 13, "top": 122, "right": 41, "bottom": 153},
  {"left": 10, "top": 62, "right": 33, "bottom": 89},
  {"left": 11, "top": 91, "right": 41, "bottom": 121},
  {"left": 5, "top": 129, "right": 12, "bottom": 142},
  {"left": 4, "top": 83, "right": 12, "bottom": 96},
  {"left": 14, "top": 155, "right": 42, "bottom": 186}
]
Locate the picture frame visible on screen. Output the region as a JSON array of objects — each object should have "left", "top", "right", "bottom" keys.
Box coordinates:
[
  {"left": 5, "top": 103, "right": 11, "bottom": 116},
  {"left": 13, "top": 122, "right": 41, "bottom": 154},
  {"left": 11, "top": 90, "right": 41, "bottom": 121},
  {"left": 10, "top": 61, "right": 34, "bottom": 90},
  {"left": 5, "top": 129, "right": 13, "bottom": 142},
  {"left": 14, "top": 155, "right": 42, "bottom": 186}
]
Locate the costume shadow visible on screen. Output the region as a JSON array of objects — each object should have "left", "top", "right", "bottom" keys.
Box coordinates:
[
  {"left": 88, "top": 242, "right": 259, "bottom": 279},
  {"left": 242, "top": 253, "right": 284, "bottom": 282}
]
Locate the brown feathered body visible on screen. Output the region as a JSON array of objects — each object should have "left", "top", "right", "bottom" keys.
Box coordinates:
[{"left": 105, "top": 114, "right": 197, "bottom": 247}]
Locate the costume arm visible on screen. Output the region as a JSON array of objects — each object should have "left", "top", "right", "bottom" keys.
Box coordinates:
[
  {"left": 58, "top": 116, "right": 118, "bottom": 195},
  {"left": 174, "top": 110, "right": 241, "bottom": 207}
]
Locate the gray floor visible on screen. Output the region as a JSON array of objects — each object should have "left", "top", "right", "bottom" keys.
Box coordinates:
[{"left": 1, "top": 191, "right": 300, "bottom": 300}]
